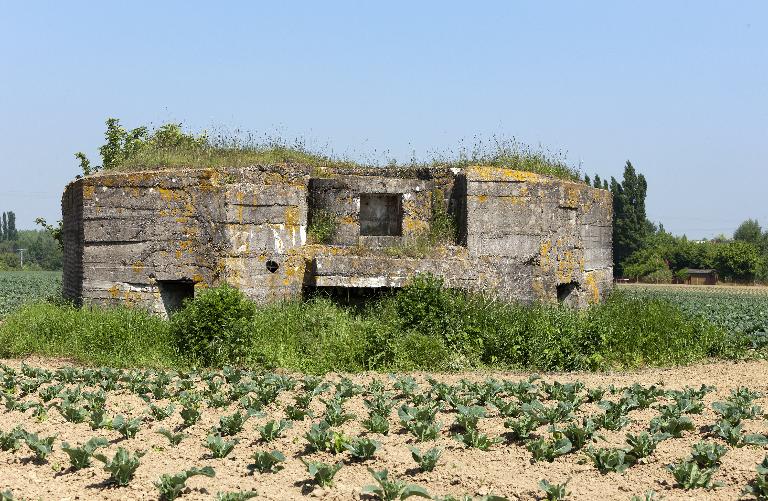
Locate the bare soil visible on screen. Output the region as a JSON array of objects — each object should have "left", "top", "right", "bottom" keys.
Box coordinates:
[{"left": 2, "top": 357, "right": 768, "bottom": 500}]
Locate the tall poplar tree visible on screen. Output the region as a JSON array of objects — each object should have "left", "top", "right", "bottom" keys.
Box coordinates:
[
  {"left": 1, "top": 212, "right": 7, "bottom": 242},
  {"left": 7, "top": 211, "right": 16, "bottom": 240},
  {"left": 610, "top": 161, "right": 649, "bottom": 276}
]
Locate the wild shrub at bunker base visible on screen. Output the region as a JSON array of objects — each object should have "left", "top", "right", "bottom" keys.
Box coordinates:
[
  {"left": 173, "top": 277, "right": 754, "bottom": 372},
  {"left": 0, "top": 277, "right": 757, "bottom": 373},
  {"left": 170, "top": 285, "right": 254, "bottom": 367}
]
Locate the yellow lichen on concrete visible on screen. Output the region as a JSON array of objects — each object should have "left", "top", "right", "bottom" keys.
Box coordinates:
[
  {"left": 83, "top": 185, "right": 96, "bottom": 200},
  {"left": 467, "top": 166, "right": 543, "bottom": 183},
  {"left": 234, "top": 191, "right": 245, "bottom": 223},
  {"left": 584, "top": 273, "right": 600, "bottom": 304},
  {"left": 197, "top": 169, "right": 220, "bottom": 192},
  {"left": 285, "top": 207, "right": 300, "bottom": 227},
  {"left": 122, "top": 290, "right": 140, "bottom": 304},
  {"left": 540, "top": 241, "right": 552, "bottom": 267},
  {"left": 158, "top": 188, "right": 174, "bottom": 201},
  {"left": 562, "top": 185, "right": 581, "bottom": 208},
  {"left": 108, "top": 284, "right": 120, "bottom": 299},
  {"left": 281, "top": 261, "right": 304, "bottom": 286},
  {"left": 556, "top": 249, "right": 576, "bottom": 283},
  {"left": 131, "top": 261, "right": 144, "bottom": 274},
  {"left": 124, "top": 172, "right": 153, "bottom": 184},
  {"left": 531, "top": 277, "right": 548, "bottom": 301},
  {"left": 498, "top": 195, "right": 527, "bottom": 205},
  {"left": 403, "top": 219, "right": 429, "bottom": 233},
  {"left": 263, "top": 172, "right": 287, "bottom": 186}
]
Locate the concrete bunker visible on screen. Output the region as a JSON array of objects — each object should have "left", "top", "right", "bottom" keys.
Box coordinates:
[{"left": 61, "top": 164, "right": 613, "bottom": 315}]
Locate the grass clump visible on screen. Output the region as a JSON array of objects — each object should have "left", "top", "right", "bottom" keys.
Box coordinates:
[
  {"left": 0, "top": 302, "right": 176, "bottom": 368},
  {"left": 306, "top": 210, "right": 338, "bottom": 244}
]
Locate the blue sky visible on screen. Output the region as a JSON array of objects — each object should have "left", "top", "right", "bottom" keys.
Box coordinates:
[{"left": 1, "top": 1, "right": 766, "bottom": 238}]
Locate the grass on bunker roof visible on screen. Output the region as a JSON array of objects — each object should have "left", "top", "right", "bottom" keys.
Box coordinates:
[{"left": 97, "top": 121, "right": 582, "bottom": 181}]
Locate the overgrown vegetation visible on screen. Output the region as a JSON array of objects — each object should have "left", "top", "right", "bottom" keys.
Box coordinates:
[
  {"left": 0, "top": 276, "right": 755, "bottom": 373},
  {"left": 75, "top": 118, "right": 581, "bottom": 181},
  {"left": 306, "top": 209, "right": 338, "bottom": 244},
  {"left": 381, "top": 189, "right": 460, "bottom": 258},
  {"left": 0, "top": 300, "right": 176, "bottom": 367}
]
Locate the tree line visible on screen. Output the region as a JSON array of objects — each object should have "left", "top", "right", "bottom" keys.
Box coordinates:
[
  {"left": 591, "top": 163, "right": 765, "bottom": 283},
  {"left": 0, "top": 210, "right": 62, "bottom": 271}
]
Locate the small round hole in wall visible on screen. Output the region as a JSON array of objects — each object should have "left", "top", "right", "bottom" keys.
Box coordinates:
[{"left": 266, "top": 260, "right": 280, "bottom": 273}]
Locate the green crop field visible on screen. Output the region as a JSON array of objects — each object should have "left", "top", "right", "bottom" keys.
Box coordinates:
[
  {"left": 619, "top": 285, "right": 768, "bottom": 339},
  {"left": 0, "top": 271, "right": 62, "bottom": 319},
  {"left": 2, "top": 359, "right": 768, "bottom": 500}
]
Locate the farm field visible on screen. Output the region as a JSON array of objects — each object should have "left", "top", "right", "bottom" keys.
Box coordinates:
[
  {"left": 3, "top": 358, "right": 768, "bottom": 500},
  {"left": 618, "top": 283, "right": 768, "bottom": 295},
  {"left": 0, "top": 271, "right": 61, "bottom": 319},
  {"left": 618, "top": 283, "right": 768, "bottom": 338}
]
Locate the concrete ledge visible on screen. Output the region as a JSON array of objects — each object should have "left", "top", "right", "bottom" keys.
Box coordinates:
[{"left": 312, "top": 254, "right": 478, "bottom": 288}]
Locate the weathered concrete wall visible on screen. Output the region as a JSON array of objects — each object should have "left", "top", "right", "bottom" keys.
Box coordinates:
[
  {"left": 61, "top": 181, "right": 84, "bottom": 303},
  {"left": 62, "top": 170, "right": 226, "bottom": 316},
  {"left": 465, "top": 167, "right": 613, "bottom": 306},
  {"left": 308, "top": 167, "right": 462, "bottom": 247},
  {"left": 61, "top": 164, "right": 612, "bottom": 314},
  {"left": 219, "top": 167, "right": 310, "bottom": 303}
]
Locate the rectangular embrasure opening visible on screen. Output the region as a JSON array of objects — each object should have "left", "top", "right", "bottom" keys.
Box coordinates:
[
  {"left": 158, "top": 280, "right": 194, "bottom": 315},
  {"left": 359, "top": 193, "right": 402, "bottom": 236}
]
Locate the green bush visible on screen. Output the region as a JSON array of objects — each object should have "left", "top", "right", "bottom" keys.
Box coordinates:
[
  {"left": 170, "top": 285, "right": 254, "bottom": 367},
  {"left": 390, "top": 274, "right": 484, "bottom": 361}
]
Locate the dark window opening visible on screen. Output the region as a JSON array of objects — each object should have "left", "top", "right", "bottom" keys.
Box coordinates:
[
  {"left": 266, "top": 260, "right": 280, "bottom": 273},
  {"left": 303, "top": 285, "right": 395, "bottom": 308},
  {"left": 556, "top": 282, "right": 578, "bottom": 305},
  {"left": 158, "top": 280, "right": 194, "bottom": 315},
  {"left": 359, "top": 193, "right": 402, "bottom": 236}
]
